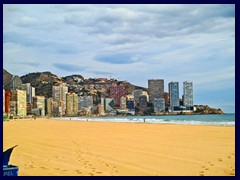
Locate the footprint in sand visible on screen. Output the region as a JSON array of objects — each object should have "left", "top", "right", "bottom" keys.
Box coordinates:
[
  {"left": 218, "top": 158, "right": 223, "bottom": 162},
  {"left": 96, "top": 172, "right": 103, "bottom": 174},
  {"left": 227, "top": 156, "right": 231, "bottom": 159},
  {"left": 75, "top": 170, "right": 82, "bottom": 174},
  {"left": 210, "top": 163, "right": 214, "bottom": 166},
  {"left": 40, "top": 166, "right": 48, "bottom": 170},
  {"left": 199, "top": 173, "right": 204, "bottom": 176},
  {"left": 205, "top": 168, "right": 209, "bottom": 171}
]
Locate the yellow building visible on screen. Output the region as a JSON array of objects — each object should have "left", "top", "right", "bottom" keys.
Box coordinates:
[
  {"left": 11, "top": 89, "right": 27, "bottom": 116},
  {"left": 66, "top": 92, "right": 78, "bottom": 116}
]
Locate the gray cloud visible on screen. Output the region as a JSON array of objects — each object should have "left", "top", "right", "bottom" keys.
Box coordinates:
[{"left": 53, "top": 63, "right": 85, "bottom": 72}]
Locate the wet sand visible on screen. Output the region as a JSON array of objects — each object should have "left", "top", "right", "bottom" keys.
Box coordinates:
[{"left": 3, "top": 118, "right": 235, "bottom": 176}]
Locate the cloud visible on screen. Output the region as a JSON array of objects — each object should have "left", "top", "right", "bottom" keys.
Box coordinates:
[
  {"left": 3, "top": 4, "right": 235, "bottom": 112},
  {"left": 53, "top": 63, "right": 85, "bottom": 72},
  {"left": 94, "top": 53, "right": 139, "bottom": 64}
]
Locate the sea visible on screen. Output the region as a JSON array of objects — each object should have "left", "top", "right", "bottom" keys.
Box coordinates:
[{"left": 53, "top": 113, "right": 235, "bottom": 126}]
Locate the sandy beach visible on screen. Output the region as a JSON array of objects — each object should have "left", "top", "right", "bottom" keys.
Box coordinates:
[{"left": 3, "top": 118, "right": 235, "bottom": 176}]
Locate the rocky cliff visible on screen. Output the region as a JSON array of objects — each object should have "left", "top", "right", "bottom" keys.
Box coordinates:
[{"left": 194, "top": 105, "right": 224, "bottom": 114}]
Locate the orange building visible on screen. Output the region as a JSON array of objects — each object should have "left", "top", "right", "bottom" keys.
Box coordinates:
[{"left": 5, "top": 91, "right": 11, "bottom": 114}]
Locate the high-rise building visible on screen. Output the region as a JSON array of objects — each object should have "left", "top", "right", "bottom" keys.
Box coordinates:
[
  {"left": 168, "top": 82, "right": 180, "bottom": 111},
  {"left": 109, "top": 83, "right": 126, "bottom": 107},
  {"left": 11, "top": 89, "right": 27, "bottom": 116},
  {"left": 5, "top": 91, "right": 11, "bottom": 115},
  {"left": 120, "top": 96, "right": 127, "bottom": 109},
  {"left": 66, "top": 92, "right": 78, "bottom": 116},
  {"left": 33, "top": 96, "right": 45, "bottom": 116},
  {"left": 139, "top": 95, "right": 148, "bottom": 113},
  {"left": 10, "top": 76, "right": 22, "bottom": 90},
  {"left": 164, "top": 92, "right": 170, "bottom": 109},
  {"left": 32, "top": 87, "right": 35, "bottom": 98},
  {"left": 148, "top": 79, "right": 164, "bottom": 103},
  {"left": 183, "top": 81, "right": 193, "bottom": 108},
  {"left": 45, "top": 98, "right": 53, "bottom": 116},
  {"left": 52, "top": 84, "right": 68, "bottom": 116},
  {"left": 104, "top": 98, "right": 115, "bottom": 112},
  {"left": 78, "top": 96, "right": 93, "bottom": 110},
  {"left": 21, "top": 83, "right": 35, "bottom": 103},
  {"left": 153, "top": 98, "right": 165, "bottom": 113}
]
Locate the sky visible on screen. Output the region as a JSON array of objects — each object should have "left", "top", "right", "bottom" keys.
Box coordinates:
[{"left": 3, "top": 4, "right": 235, "bottom": 113}]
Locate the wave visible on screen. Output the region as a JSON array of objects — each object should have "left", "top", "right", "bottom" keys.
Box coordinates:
[{"left": 52, "top": 117, "right": 235, "bottom": 126}]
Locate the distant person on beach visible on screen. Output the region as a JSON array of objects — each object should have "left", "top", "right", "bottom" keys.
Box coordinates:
[{"left": 144, "top": 118, "right": 145, "bottom": 123}]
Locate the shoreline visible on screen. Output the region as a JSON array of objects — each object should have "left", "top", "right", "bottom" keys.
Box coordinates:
[{"left": 4, "top": 118, "right": 235, "bottom": 176}]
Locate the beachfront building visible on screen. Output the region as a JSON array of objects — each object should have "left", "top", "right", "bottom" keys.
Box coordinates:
[
  {"left": 148, "top": 79, "right": 164, "bottom": 103},
  {"left": 10, "top": 76, "right": 22, "bottom": 90},
  {"left": 133, "top": 89, "right": 143, "bottom": 103},
  {"left": 133, "top": 89, "right": 149, "bottom": 103},
  {"left": 33, "top": 96, "right": 45, "bottom": 116},
  {"left": 10, "top": 101, "right": 17, "bottom": 116},
  {"left": 5, "top": 91, "right": 11, "bottom": 115},
  {"left": 139, "top": 95, "right": 148, "bottom": 113},
  {"left": 153, "top": 98, "right": 165, "bottom": 113},
  {"left": 169, "top": 82, "right": 180, "bottom": 111},
  {"left": 183, "top": 81, "right": 193, "bottom": 110},
  {"left": 120, "top": 96, "right": 127, "bottom": 109},
  {"left": 104, "top": 98, "right": 115, "bottom": 113},
  {"left": 109, "top": 83, "right": 126, "bottom": 107},
  {"left": 78, "top": 96, "right": 93, "bottom": 110},
  {"left": 98, "top": 104, "right": 105, "bottom": 116},
  {"left": 45, "top": 98, "right": 53, "bottom": 116},
  {"left": 66, "top": 92, "right": 78, "bottom": 116},
  {"left": 164, "top": 92, "right": 170, "bottom": 110},
  {"left": 11, "top": 89, "right": 27, "bottom": 116},
  {"left": 21, "top": 83, "right": 35, "bottom": 103},
  {"left": 52, "top": 84, "right": 68, "bottom": 116}
]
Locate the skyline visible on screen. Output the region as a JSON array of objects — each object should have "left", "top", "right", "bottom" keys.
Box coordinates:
[{"left": 3, "top": 4, "right": 235, "bottom": 112}]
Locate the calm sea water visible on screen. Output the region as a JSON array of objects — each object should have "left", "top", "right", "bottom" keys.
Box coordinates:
[{"left": 54, "top": 113, "right": 235, "bottom": 126}]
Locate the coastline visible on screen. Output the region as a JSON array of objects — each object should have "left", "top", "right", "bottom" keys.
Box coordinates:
[{"left": 3, "top": 118, "right": 235, "bottom": 176}]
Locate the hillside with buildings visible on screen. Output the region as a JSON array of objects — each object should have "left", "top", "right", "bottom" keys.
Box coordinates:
[{"left": 3, "top": 68, "right": 223, "bottom": 118}]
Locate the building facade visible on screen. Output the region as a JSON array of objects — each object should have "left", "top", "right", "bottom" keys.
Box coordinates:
[
  {"left": 66, "top": 92, "right": 78, "bottom": 116},
  {"left": 120, "top": 96, "right": 127, "bottom": 109},
  {"left": 21, "top": 83, "right": 35, "bottom": 103},
  {"left": 168, "top": 82, "right": 180, "bottom": 111},
  {"left": 78, "top": 96, "right": 93, "bottom": 110},
  {"left": 139, "top": 95, "right": 148, "bottom": 113},
  {"left": 183, "top": 81, "right": 193, "bottom": 108},
  {"left": 153, "top": 98, "right": 165, "bottom": 113},
  {"left": 33, "top": 96, "right": 45, "bottom": 116},
  {"left": 104, "top": 98, "right": 115, "bottom": 112},
  {"left": 52, "top": 84, "right": 68, "bottom": 116},
  {"left": 10, "top": 76, "right": 22, "bottom": 90},
  {"left": 11, "top": 89, "right": 27, "bottom": 116},
  {"left": 109, "top": 83, "right": 126, "bottom": 107},
  {"left": 148, "top": 79, "right": 164, "bottom": 103},
  {"left": 5, "top": 91, "right": 11, "bottom": 115}
]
